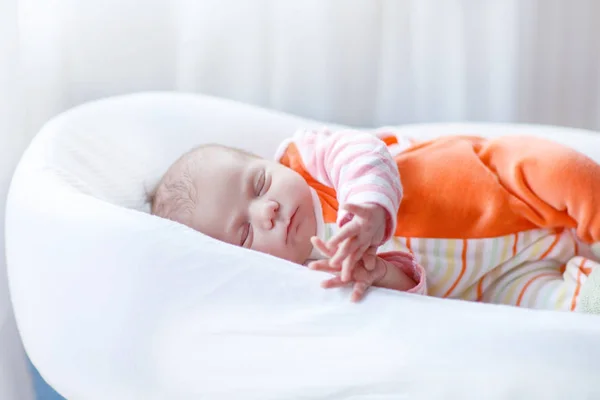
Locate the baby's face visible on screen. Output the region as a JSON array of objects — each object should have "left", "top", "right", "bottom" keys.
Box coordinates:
[{"left": 191, "top": 151, "right": 316, "bottom": 264}]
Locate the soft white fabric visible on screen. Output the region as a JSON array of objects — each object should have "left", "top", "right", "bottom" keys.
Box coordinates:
[{"left": 6, "top": 92, "right": 600, "bottom": 400}]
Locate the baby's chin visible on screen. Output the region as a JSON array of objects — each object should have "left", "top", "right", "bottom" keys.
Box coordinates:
[
  {"left": 275, "top": 239, "right": 312, "bottom": 265},
  {"left": 291, "top": 237, "right": 314, "bottom": 264}
]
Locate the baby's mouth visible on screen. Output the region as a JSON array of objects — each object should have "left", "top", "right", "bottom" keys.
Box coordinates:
[{"left": 285, "top": 206, "right": 299, "bottom": 244}]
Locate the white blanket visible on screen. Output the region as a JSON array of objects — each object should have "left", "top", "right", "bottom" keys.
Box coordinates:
[{"left": 6, "top": 92, "right": 600, "bottom": 399}]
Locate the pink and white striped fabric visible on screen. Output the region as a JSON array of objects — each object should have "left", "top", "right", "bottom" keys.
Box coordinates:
[{"left": 276, "top": 128, "right": 403, "bottom": 243}]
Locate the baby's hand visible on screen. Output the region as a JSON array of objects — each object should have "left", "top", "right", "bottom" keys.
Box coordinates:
[
  {"left": 325, "top": 203, "right": 388, "bottom": 282},
  {"left": 309, "top": 237, "right": 385, "bottom": 302}
]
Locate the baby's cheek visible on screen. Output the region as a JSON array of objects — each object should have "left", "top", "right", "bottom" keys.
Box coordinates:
[
  {"left": 255, "top": 240, "right": 290, "bottom": 261},
  {"left": 288, "top": 172, "right": 311, "bottom": 191}
]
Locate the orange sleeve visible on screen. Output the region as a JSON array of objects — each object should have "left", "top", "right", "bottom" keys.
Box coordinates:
[{"left": 479, "top": 135, "right": 600, "bottom": 243}]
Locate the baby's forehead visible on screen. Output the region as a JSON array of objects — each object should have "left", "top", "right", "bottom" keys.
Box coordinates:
[
  {"left": 190, "top": 147, "right": 256, "bottom": 186},
  {"left": 199, "top": 145, "right": 255, "bottom": 164}
]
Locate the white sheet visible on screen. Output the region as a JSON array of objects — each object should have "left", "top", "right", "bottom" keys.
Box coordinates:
[{"left": 6, "top": 92, "right": 600, "bottom": 399}]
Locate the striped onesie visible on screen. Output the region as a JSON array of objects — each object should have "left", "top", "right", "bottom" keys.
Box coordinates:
[{"left": 275, "top": 128, "right": 600, "bottom": 311}]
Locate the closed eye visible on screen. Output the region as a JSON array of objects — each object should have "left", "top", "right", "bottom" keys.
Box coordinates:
[
  {"left": 256, "top": 170, "right": 266, "bottom": 196},
  {"left": 240, "top": 223, "right": 249, "bottom": 246}
]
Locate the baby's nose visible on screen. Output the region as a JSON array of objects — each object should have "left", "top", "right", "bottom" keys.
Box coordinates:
[{"left": 254, "top": 199, "right": 279, "bottom": 229}]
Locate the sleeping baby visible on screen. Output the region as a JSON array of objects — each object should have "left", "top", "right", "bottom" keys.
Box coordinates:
[{"left": 150, "top": 128, "right": 600, "bottom": 311}]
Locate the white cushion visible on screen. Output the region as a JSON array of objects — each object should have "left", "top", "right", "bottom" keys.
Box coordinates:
[{"left": 6, "top": 92, "right": 600, "bottom": 400}]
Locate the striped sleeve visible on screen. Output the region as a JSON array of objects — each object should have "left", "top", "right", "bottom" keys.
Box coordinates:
[
  {"left": 378, "top": 252, "right": 428, "bottom": 295},
  {"left": 292, "top": 128, "right": 403, "bottom": 243}
]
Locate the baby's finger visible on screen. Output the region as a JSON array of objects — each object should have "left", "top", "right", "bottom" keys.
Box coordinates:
[
  {"left": 341, "top": 248, "right": 364, "bottom": 282},
  {"left": 332, "top": 236, "right": 360, "bottom": 267},
  {"left": 365, "top": 245, "right": 377, "bottom": 256},
  {"left": 321, "top": 276, "right": 347, "bottom": 289},
  {"left": 327, "top": 221, "right": 360, "bottom": 249},
  {"left": 351, "top": 281, "right": 370, "bottom": 302},
  {"left": 352, "top": 265, "right": 372, "bottom": 283},
  {"left": 307, "top": 259, "right": 340, "bottom": 273},
  {"left": 362, "top": 246, "right": 378, "bottom": 271},
  {"left": 311, "top": 236, "right": 334, "bottom": 257},
  {"left": 363, "top": 252, "right": 376, "bottom": 272},
  {"left": 329, "top": 237, "right": 355, "bottom": 269},
  {"left": 343, "top": 242, "right": 370, "bottom": 277}
]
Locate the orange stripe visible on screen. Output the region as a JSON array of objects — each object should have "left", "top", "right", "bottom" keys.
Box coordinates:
[
  {"left": 512, "top": 233, "right": 519, "bottom": 256},
  {"left": 476, "top": 276, "right": 485, "bottom": 301},
  {"left": 559, "top": 263, "right": 567, "bottom": 274},
  {"left": 444, "top": 239, "right": 468, "bottom": 298},
  {"left": 539, "top": 233, "right": 560, "bottom": 260},
  {"left": 405, "top": 237, "right": 413, "bottom": 254},
  {"left": 582, "top": 266, "right": 593, "bottom": 275},
  {"left": 380, "top": 135, "right": 399, "bottom": 147},
  {"left": 570, "top": 259, "right": 586, "bottom": 311},
  {"left": 516, "top": 272, "right": 557, "bottom": 306}
]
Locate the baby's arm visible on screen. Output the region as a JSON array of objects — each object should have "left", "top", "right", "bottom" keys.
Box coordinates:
[
  {"left": 374, "top": 252, "right": 427, "bottom": 295},
  {"left": 293, "top": 129, "right": 403, "bottom": 278},
  {"left": 292, "top": 128, "right": 403, "bottom": 243}
]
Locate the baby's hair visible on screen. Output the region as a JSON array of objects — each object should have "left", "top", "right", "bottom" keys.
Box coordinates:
[{"left": 149, "top": 144, "right": 258, "bottom": 224}]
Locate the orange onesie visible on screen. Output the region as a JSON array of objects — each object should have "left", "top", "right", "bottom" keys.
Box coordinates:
[{"left": 277, "top": 131, "right": 600, "bottom": 311}]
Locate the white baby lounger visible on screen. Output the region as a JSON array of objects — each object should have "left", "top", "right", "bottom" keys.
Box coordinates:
[{"left": 6, "top": 92, "right": 600, "bottom": 399}]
